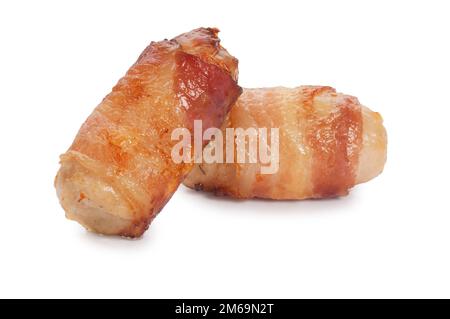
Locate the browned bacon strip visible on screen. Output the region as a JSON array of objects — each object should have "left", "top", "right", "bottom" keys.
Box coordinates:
[{"left": 303, "top": 87, "right": 363, "bottom": 197}]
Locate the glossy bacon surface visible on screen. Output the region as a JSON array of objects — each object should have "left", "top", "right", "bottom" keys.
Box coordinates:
[
  {"left": 55, "top": 28, "right": 241, "bottom": 237},
  {"left": 183, "top": 86, "right": 387, "bottom": 199}
]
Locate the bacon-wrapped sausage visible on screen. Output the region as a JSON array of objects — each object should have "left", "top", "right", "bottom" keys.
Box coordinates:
[
  {"left": 55, "top": 28, "right": 241, "bottom": 237},
  {"left": 184, "top": 86, "right": 387, "bottom": 199}
]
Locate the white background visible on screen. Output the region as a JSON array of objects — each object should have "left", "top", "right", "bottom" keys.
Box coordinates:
[{"left": 1, "top": 0, "right": 449, "bottom": 298}]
